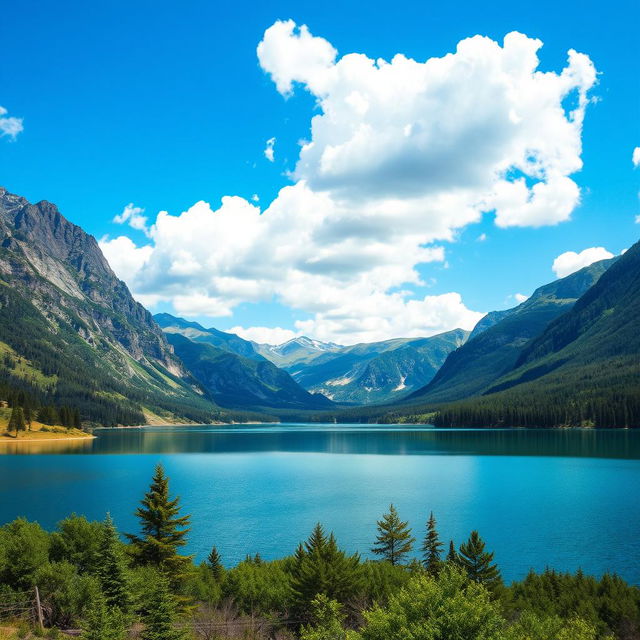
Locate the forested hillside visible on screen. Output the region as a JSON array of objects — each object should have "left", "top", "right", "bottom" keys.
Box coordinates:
[
  {"left": 428, "top": 241, "right": 640, "bottom": 428},
  {"left": 405, "top": 258, "right": 613, "bottom": 405},
  {"left": 167, "top": 333, "right": 334, "bottom": 411}
]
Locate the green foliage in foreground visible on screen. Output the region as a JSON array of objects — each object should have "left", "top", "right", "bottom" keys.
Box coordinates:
[
  {"left": 1, "top": 466, "right": 639, "bottom": 639},
  {"left": 126, "top": 464, "right": 192, "bottom": 586}
]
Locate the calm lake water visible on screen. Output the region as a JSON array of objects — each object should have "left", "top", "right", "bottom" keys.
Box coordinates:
[{"left": 1, "top": 424, "right": 639, "bottom": 583}]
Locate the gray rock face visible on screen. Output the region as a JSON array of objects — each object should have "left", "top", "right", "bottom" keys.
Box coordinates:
[{"left": 0, "top": 187, "right": 182, "bottom": 373}]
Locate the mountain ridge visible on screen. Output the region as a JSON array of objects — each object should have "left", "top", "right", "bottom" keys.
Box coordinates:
[
  {"left": 0, "top": 187, "right": 223, "bottom": 425},
  {"left": 403, "top": 257, "right": 614, "bottom": 405}
]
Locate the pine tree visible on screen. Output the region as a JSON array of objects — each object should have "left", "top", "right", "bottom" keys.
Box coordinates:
[
  {"left": 291, "top": 523, "right": 362, "bottom": 621},
  {"left": 371, "top": 504, "right": 415, "bottom": 566},
  {"left": 23, "top": 403, "right": 32, "bottom": 430},
  {"left": 97, "top": 513, "right": 132, "bottom": 613},
  {"left": 126, "top": 464, "right": 192, "bottom": 585},
  {"left": 8, "top": 406, "right": 25, "bottom": 437},
  {"left": 207, "top": 546, "right": 223, "bottom": 581},
  {"left": 140, "top": 574, "right": 184, "bottom": 640},
  {"left": 458, "top": 531, "right": 502, "bottom": 589},
  {"left": 82, "top": 590, "right": 126, "bottom": 640},
  {"left": 421, "top": 511, "right": 443, "bottom": 576},
  {"left": 446, "top": 540, "right": 459, "bottom": 566}
]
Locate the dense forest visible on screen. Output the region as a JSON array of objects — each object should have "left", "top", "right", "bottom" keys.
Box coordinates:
[{"left": 1, "top": 465, "right": 638, "bottom": 640}]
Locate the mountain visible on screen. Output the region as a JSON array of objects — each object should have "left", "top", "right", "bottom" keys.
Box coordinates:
[
  {"left": 154, "top": 313, "right": 263, "bottom": 360},
  {"left": 262, "top": 330, "right": 469, "bottom": 405},
  {"left": 254, "top": 336, "right": 343, "bottom": 368},
  {"left": 404, "top": 258, "right": 613, "bottom": 405},
  {"left": 156, "top": 314, "right": 334, "bottom": 410},
  {"left": 0, "top": 187, "right": 222, "bottom": 426},
  {"left": 434, "top": 239, "right": 640, "bottom": 428}
]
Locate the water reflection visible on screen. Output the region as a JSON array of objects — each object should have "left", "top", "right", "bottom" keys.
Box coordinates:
[
  {"left": 2, "top": 424, "right": 638, "bottom": 459},
  {"left": 0, "top": 436, "right": 95, "bottom": 455}
]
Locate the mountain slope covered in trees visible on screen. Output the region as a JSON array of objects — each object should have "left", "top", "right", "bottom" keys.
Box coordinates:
[
  {"left": 166, "top": 332, "right": 334, "bottom": 411},
  {"left": 0, "top": 187, "right": 223, "bottom": 426},
  {"left": 402, "top": 241, "right": 640, "bottom": 428},
  {"left": 404, "top": 258, "right": 613, "bottom": 405}
]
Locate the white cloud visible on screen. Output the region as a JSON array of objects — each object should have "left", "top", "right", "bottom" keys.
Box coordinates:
[
  {"left": 230, "top": 325, "right": 298, "bottom": 344},
  {"left": 100, "top": 23, "right": 598, "bottom": 343},
  {"left": 552, "top": 246, "right": 614, "bottom": 278},
  {"left": 264, "top": 137, "right": 276, "bottom": 162},
  {"left": 113, "top": 203, "right": 150, "bottom": 236},
  {"left": 257, "top": 21, "right": 337, "bottom": 96},
  {"left": 514, "top": 293, "right": 529, "bottom": 303},
  {"left": 633, "top": 147, "right": 640, "bottom": 167},
  {"left": 99, "top": 236, "right": 153, "bottom": 283},
  {"left": 0, "top": 106, "right": 23, "bottom": 140},
  {"left": 259, "top": 24, "right": 595, "bottom": 229},
  {"left": 294, "top": 292, "right": 484, "bottom": 344},
  {"left": 251, "top": 194, "right": 260, "bottom": 202},
  {"left": 477, "top": 233, "right": 487, "bottom": 242}
]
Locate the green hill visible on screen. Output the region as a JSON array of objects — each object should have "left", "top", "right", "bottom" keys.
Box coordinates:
[
  {"left": 428, "top": 240, "right": 640, "bottom": 428},
  {"left": 167, "top": 333, "right": 334, "bottom": 411},
  {"left": 404, "top": 258, "right": 613, "bottom": 405}
]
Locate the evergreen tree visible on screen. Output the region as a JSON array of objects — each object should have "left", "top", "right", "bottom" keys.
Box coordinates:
[
  {"left": 8, "top": 406, "right": 25, "bottom": 436},
  {"left": 446, "top": 540, "right": 459, "bottom": 566},
  {"left": 82, "top": 590, "right": 126, "bottom": 640},
  {"left": 37, "top": 405, "right": 58, "bottom": 426},
  {"left": 140, "top": 574, "right": 184, "bottom": 640},
  {"left": 23, "top": 403, "right": 32, "bottom": 430},
  {"left": 458, "top": 531, "right": 502, "bottom": 590},
  {"left": 126, "top": 464, "right": 192, "bottom": 585},
  {"left": 421, "top": 511, "right": 443, "bottom": 576},
  {"left": 371, "top": 504, "right": 415, "bottom": 566},
  {"left": 291, "top": 523, "right": 362, "bottom": 620},
  {"left": 96, "top": 513, "right": 132, "bottom": 613},
  {"left": 206, "top": 545, "right": 223, "bottom": 581}
]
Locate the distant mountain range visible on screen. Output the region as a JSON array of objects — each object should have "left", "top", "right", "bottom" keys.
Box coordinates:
[
  {"left": 154, "top": 314, "right": 333, "bottom": 411},
  {"left": 1, "top": 185, "right": 637, "bottom": 428},
  {"left": 254, "top": 337, "right": 343, "bottom": 368},
  {"left": 269, "top": 331, "right": 470, "bottom": 405},
  {"left": 157, "top": 314, "right": 469, "bottom": 406}
]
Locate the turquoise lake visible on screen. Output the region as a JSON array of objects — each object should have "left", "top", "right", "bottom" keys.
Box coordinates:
[{"left": 1, "top": 424, "right": 639, "bottom": 583}]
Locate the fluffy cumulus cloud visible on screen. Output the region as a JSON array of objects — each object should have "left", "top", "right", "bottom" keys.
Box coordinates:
[
  {"left": 100, "top": 22, "right": 597, "bottom": 344},
  {"left": 633, "top": 147, "right": 640, "bottom": 167},
  {"left": 231, "top": 325, "right": 299, "bottom": 344},
  {"left": 0, "top": 106, "right": 23, "bottom": 140},
  {"left": 552, "top": 246, "right": 614, "bottom": 278},
  {"left": 113, "top": 203, "right": 150, "bottom": 236}
]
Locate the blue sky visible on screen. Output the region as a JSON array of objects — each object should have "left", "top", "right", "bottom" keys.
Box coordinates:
[{"left": 1, "top": 0, "right": 638, "bottom": 344}]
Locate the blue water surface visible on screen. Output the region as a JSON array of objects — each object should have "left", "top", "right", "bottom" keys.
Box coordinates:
[{"left": 0, "top": 424, "right": 638, "bottom": 583}]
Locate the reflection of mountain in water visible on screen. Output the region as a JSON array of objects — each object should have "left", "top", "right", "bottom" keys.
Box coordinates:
[{"left": 3, "top": 425, "right": 636, "bottom": 459}]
